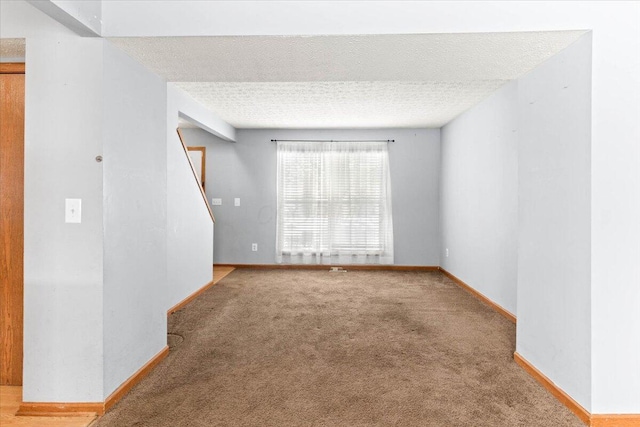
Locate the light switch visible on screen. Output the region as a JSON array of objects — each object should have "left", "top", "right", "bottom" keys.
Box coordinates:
[
  {"left": 211, "top": 198, "right": 222, "bottom": 206},
  {"left": 65, "top": 198, "right": 82, "bottom": 223},
  {"left": 234, "top": 198, "right": 240, "bottom": 207}
]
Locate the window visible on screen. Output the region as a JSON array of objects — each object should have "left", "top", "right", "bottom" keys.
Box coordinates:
[{"left": 276, "top": 141, "right": 394, "bottom": 265}]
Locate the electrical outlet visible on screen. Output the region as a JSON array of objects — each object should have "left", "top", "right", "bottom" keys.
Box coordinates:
[
  {"left": 445, "top": 248, "right": 449, "bottom": 257},
  {"left": 234, "top": 198, "right": 240, "bottom": 207},
  {"left": 251, "top": 243, "right": 258, "bottom": 252}
]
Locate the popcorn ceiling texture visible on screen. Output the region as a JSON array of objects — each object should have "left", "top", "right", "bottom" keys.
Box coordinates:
[
  {"left": 0, "top": 38, "right": 25, "bottom": 59},
  {"left": 109, "top": 32, "right": 585, "bottom": 83},
  {"left": 110, "top": 31, "right": 586, "bottom": 128},
  {"left": 175, "top": 81, "right": 508, "bottom": 128}
]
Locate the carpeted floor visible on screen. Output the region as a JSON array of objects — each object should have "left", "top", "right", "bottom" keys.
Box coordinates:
[{"left": 94, "top": 270, "right": 583, "bottom": 427}]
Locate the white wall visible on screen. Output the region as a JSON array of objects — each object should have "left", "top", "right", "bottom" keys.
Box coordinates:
[
  {"left": 25, "top": 0, "right": 101, "bottom": 36},
  {"left": 99, "top": 1, "right": 592, "bottom": 37},
  {"left": 24, "top": 38, "right": 105, "bottom": 402},
  {"left": 440, "top": 81, "right": 518, "bottom": 316},
  {"left": 50, "top": 0, "right": 101, "bottom": 34},
  {"left": 588, "top": 7, "right": 640, "bottom": 414},
  {"left": 516, "top": 34, "right": 592, "bottom": 411},
  {"left": 102, "top": 41, "right": 168, "bottom": 397},
  {"left": 2, "top": 0, "right": 213, "bottom": 403},
  {"left": 166, "top": 85, "right": 215, "bottom": 311},
  {"left": 182, "top": 128, "right": 441, "bottom": 266},
  {"left": 1, "top": 1, "right": 105, "bottom": 401},
  {"left": 1, "top": 0, "right": 75, "bottom": 37}
]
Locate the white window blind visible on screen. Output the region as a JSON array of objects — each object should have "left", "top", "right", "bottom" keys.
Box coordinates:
[{"left": 276, "top": 141, "right": 394, "bottom": 265}]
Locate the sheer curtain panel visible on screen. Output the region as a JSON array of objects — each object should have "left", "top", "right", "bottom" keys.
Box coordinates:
[{"left": 276, "top": 141, "right": 394, "bottom": 265}]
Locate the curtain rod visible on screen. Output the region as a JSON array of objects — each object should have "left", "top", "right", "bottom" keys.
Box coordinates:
[{"left": 270, "top": 139, "right": 394, "bottom": 143}]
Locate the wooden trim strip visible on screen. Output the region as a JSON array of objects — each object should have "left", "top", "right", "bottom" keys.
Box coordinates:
[
  {"left": 1, "top": 68, "right": 25, "bottom": 386},
  {"left": 176, "top": 128, "right": 215, "bottom": 223},
  {"left": 167, "top": 280, "right": 215, "bottom": 316},
  {"left": 0, "top": 63, "right": 25, "bottom": 74},
  {"left": 17, "top": 346, "right": 169, "bottom": 417},
  {"left": 103, "top": 346, "right": 169, "bottom": 413},
  {"left": 514, "top": 352, "right": 590, "bottom": 425},
  {"left": 591, "top": 414, "right": 640, "bottom": 427},
  {"left": 214, "top": 264, "right": 440, "bottom": 271},
  {"left": 16, "top": 402, "right": 103, "bottom": 417},
  {"left": 439, "top": 268, "right": 516, "bottom": 323},
  {"left": 213, "top": 266, "right": 235, "bottom": 285}
]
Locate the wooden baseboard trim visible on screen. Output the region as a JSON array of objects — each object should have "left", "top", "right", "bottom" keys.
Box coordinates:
[
  {"left": 514, "top": 353, "right": 639, "bottom": 426},
  {"left": 17, "top": 346, "right": 169, "bottom": 417},
  {"left": 104, "top": 345, "right": 169, "bottom": 413},
  {"left": 514, "top": 352, "right": 590, "bottom": 425},
  {"left": 0, "top": 63, "right": 25, "bottom": 74},
  {"left": 167, "top": 280, "right": 215, "bottom": 316},
  {"left": 214, "top": 263, "right": 440, "bottom": 271},
  {"left": 16, "top": 402, "right": 103, "bottom": 417},
  {"left": 439, "top": 268, "right": 516, "bottom": 323},
  {"left": 590, "top": 414, "right": 640, "bottom": 427}
]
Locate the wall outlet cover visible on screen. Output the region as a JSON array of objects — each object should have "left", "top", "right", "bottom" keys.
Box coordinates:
[{"left": 65, "top": 198, "right": 82, "bottom": 223}]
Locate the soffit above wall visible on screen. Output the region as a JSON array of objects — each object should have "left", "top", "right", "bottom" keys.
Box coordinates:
[
  {"left": 177, "top": 116, "right": 197, "bottom": 129},
  {"left": 109, "top": 32, "right": 585, "bottom": 82},
  {"left": 109, "top": 31, "right": 587, "bottom": 128}
]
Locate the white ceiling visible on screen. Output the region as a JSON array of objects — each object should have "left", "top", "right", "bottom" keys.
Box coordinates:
[
  {"left": 110, "top": 31, "right": 586, "bottom": 129},
  {"left": 0, "top": 38, "right": 26, "bottom": 59},
  {"left": 174, "top": 81, "right": 507, "bottom": 129}
]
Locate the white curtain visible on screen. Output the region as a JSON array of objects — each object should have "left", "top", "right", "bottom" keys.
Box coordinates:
[{"left": 276, "top": 141, "right": 394, "bottom": 265}]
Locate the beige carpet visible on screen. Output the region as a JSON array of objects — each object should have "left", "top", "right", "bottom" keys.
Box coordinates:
[{"left": 95, "top": 270, "right": 583, "bottom": 427}]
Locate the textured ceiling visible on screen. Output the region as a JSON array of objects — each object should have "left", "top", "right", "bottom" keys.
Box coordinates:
[
  {"left": 0, "top": 38, "right": 26, "bottom": 59},
  {"left": 110, "top": 31, "right": 586, "bottom": 128},
  {"left": 175, "top": 81, "right": 508, "bottom": 128}
]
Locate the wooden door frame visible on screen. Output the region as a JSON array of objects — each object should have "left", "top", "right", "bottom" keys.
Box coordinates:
[{"left": 1, "top": 62, "right": 25, "bottom": 386}]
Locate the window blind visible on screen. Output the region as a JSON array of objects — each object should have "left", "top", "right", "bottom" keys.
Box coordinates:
[{"left": 276, "top": 141, "right": 394, "bottom": 265}]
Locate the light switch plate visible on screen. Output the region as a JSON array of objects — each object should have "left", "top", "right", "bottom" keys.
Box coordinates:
[
  {"left": 211, "top": 198, "right": 222, "bottom": 206},
  {"left": 234, "top": 198, "right": 240, "bottom": 207},
  {"left": 65, "top": 198, "right": 82, "bottom": 223}
]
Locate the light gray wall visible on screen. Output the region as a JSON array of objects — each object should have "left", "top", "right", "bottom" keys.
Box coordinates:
[
  {"left": 182, "top": 128, "right": 441, "bottom": 266},
  {"left": 102, "top": 41, "right": 168, "bottom": 398},
  {"left": 440, "top": 81, "right": 518, "bottom": 316},
  {"left": 588, "top": 9, "right": 640, "bottom": 414},
  {"left": 516, "top": 34, "right": 592, "bottom": 411},
  {"left": 166, "top": 85, "right": 214, "bottom": 312},
  {"left": 4, "top": 1, "right": 108, "bottom": 402},
  {"left": 26, "top": 0, "right": 101, "bottom": 36},
  {"left": 49, "top": 0, "right": 102, "bottom": 33},
  {"left": 0, "top": 0, "right": 76, "bottom": 37},
  {"left": 9, "top": 16, "right": 106, "bottom": 402}
]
